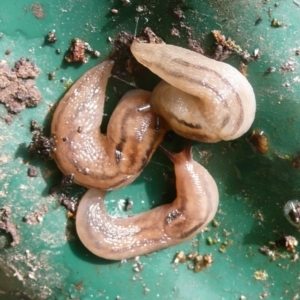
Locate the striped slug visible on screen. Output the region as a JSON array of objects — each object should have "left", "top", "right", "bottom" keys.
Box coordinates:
[
  {"left": 76, "top": 145, "right": 219, "bottom": 260},
  {"left": 51, "top": 60, "right": 167, "bottom": 190},
  {"left": 131, "top": 40, "right": 256, "bottom": 143}
]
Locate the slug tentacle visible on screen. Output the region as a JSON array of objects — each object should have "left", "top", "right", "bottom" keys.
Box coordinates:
[
  {"left": 51, "top": 61, "right": 167, "bottom": 190},
  {"left": 130, "top": 41, "right": 256, "bottom": 142},
  {"left": 76, "top": 146, "right": 219, "bottom": 260}
]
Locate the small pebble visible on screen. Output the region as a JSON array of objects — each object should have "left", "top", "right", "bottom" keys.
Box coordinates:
[{"left": 28, "top": 166, "right": 38, "bottom": 177}]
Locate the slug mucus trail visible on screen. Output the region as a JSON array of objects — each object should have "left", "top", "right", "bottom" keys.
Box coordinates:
[{"left": 51, "top": 41, "right": 256, "bottom": 260}]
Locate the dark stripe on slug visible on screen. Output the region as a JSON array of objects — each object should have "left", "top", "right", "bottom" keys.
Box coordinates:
[
  {"left": 178, "top": 218, "right": 209, "bottom": 239},
  {"left": 167, "top": 111, "right": 202, "bottom": 129},
  {"left": 153, "top": 58, "right": 244, "bottom": 136},
  {"left": 163, "top": 112, "right": 210, "bottom": 141},
  {"left": 172, "top": 57, "right": 244, "bottom": 134},
  {"left": 221, "top": 114, "right": 230, "bottom": 129},
  {"left": 176, "top": 171, "right": 215, "bottom": 239}
]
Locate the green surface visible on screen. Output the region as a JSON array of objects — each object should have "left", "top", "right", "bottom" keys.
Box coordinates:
[{"left": 1, "top": 0, "right": 300, "bottom": 299}]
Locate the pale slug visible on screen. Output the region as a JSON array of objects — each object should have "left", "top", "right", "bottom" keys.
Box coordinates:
[
  {"left": 76, "top": 146, "right": 219, "bottom": 260},
  {"left": 51, "top": 60, "right": 167, "bottom": 190},
  {"left": 131, "top": 40, "right": 256, "bottom": 142}
]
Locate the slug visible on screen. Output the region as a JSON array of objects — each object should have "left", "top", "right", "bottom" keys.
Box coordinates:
[
  {"left": 131, "top": 40, "right": 256, "bottom": 143},
  {"left": 51, "top": 60, "right": 167, "bottom": 190},
  {"left": 76, "top": 145, "right": 219, "bottom": 260}
]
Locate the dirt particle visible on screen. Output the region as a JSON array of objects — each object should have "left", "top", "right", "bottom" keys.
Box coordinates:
[
  {"left": 292, "top": 153, "right": 300, "bottom": 169},
  {"left": 64, "top": 38, "right": 100, "bottom": 64},
  {"left": 174, "top": 250, "right": 214, "bottom": 272},
  {"left": 281, "top": 60, "right": 297, "bottom": 72},
  {"left": 136, "top": 5, "right": 147, "bottom": 13},
  {"left": 187, "top": 39, "right": 204, "bottom": 54},
  {"left": 173, "top": 6, "right": 185, "bottom": 19},
  {"left": 254, "top": 270, "right": 268, "bottom": 281},
  {"left": 1, "top": 114, "right": 13, "bottom": 125},
  {"left": 74, "top": 281, "right": 83, "bottom": 291},
  {"left": 248, "top": 130, "right": 269, "bottom": 154},
  {"left": 28, "top": 123, "right": 55, "bottom": 159},
  {"left": 57, "top": 194, "right": 78, "bottom": 213},
  {"left": 27, "top": 166, "right": 38, "bottom": 177},
  {"left": 31, "top": 3, "right": 45, "bottom": 19},
  {"left": 23, "top": 204, "right": 48, "bottom": 225},
  {"left": 271, "top": 18, "right": 283, "bottom": 27},
  {"left": 239, "top": 61, "right": 248, "bottom": 77},
  {"left": 0, "top": 59, "right": 41, "bottom": 114},
  {"left": 284, "top": 200, "right": 300, "bottom": 227},
  {"left": 46, "top": 30, "right": 57, "bottom": 43},
  {"left": 0, "top": 206, "right": 20, "bottom": 246},
  {"left": 254, "top": 16, "right": 263, "bottom": 25},
  {"left": 266, "top": 67, "right": 276, "bottom": 74},
  {"left": 212, "top": 30, "right": 243, "bottom": 60},
  {"left": 12, "top": 57, "right": 40, "bottom": 79},
  {"left": 65, "top": 38, "right": 87, "bottom": 63},
  {"left": 170, "top": 27, "right": 180, "bottom": 37},
  {"left": 124, "top": 198, "right": 133, "bottom": 211},
  {"left": 259, "top": 245, "right": 275, "bottom": 259},
  {"left": 48, "top": 70, "right": 56, "bottom": 80},
  {"left": 284, "top": 235, "right": 298, "bottom": 253},
  {"left": 108, "top": 31, "right": 134, "bottom": 77},
  {"left": 30, "top": 119, "right": 43, "bottom": 132},
  {"left": 111, "top": 9, "right": 118, "bottom": 14}
]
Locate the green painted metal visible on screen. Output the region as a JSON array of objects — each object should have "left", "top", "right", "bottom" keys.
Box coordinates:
[{"left": 1, "top": 0, "right": 300, "bottom": 299}]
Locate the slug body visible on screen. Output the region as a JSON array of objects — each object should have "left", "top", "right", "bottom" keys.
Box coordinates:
[
  {"left": 51, "top": 61, "right": 166, "bottom": 190},
  {"left": 76, "top": 146, "right": 219, "bottom": 260},
  {"left": 131, "top": 41, "right": 256, "bottom": 142}
]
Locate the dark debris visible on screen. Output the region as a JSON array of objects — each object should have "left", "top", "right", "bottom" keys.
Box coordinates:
[
  {"left": 28, "top": 120, "right": 55, "bottom": 159},
  {"left": 292, "top": 153, "right": 300, "bottom": 169},
  {"left": 0, "top": 206, "right": 20, "bottom": 246},
  {"left": 64, "top": 38, "right": 100, "bottom": 64},
  {"left": 28, "top": 132, "right": 55, "bottom": 159},
  {"left": 259, "top": 233, "right": 299, "bottom": 261},
  {"left": 61, "top": 174, "right": 75, "bottom": 187},
  {"left": 46, "top": 30, "right": 57, "bottom": 44},
  {"left": 27, "top": 166, "right": 38, "bottom": 177},
  {"left": 57, "top": 193, "right": 78, "bottom": 213}
]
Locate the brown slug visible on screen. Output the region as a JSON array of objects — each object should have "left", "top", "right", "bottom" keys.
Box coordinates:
[
  {"left": 53, "top": 41, "right": 258, "bottom": 260},
  {"left": 51, "top": 61, "right": 167, "bottom": 190},
  {"left": 131, "top": 40, "right": 256, "bottom": 143},
  {"left": 76, "top": 145, "right": 219, "bottom": 260}
]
